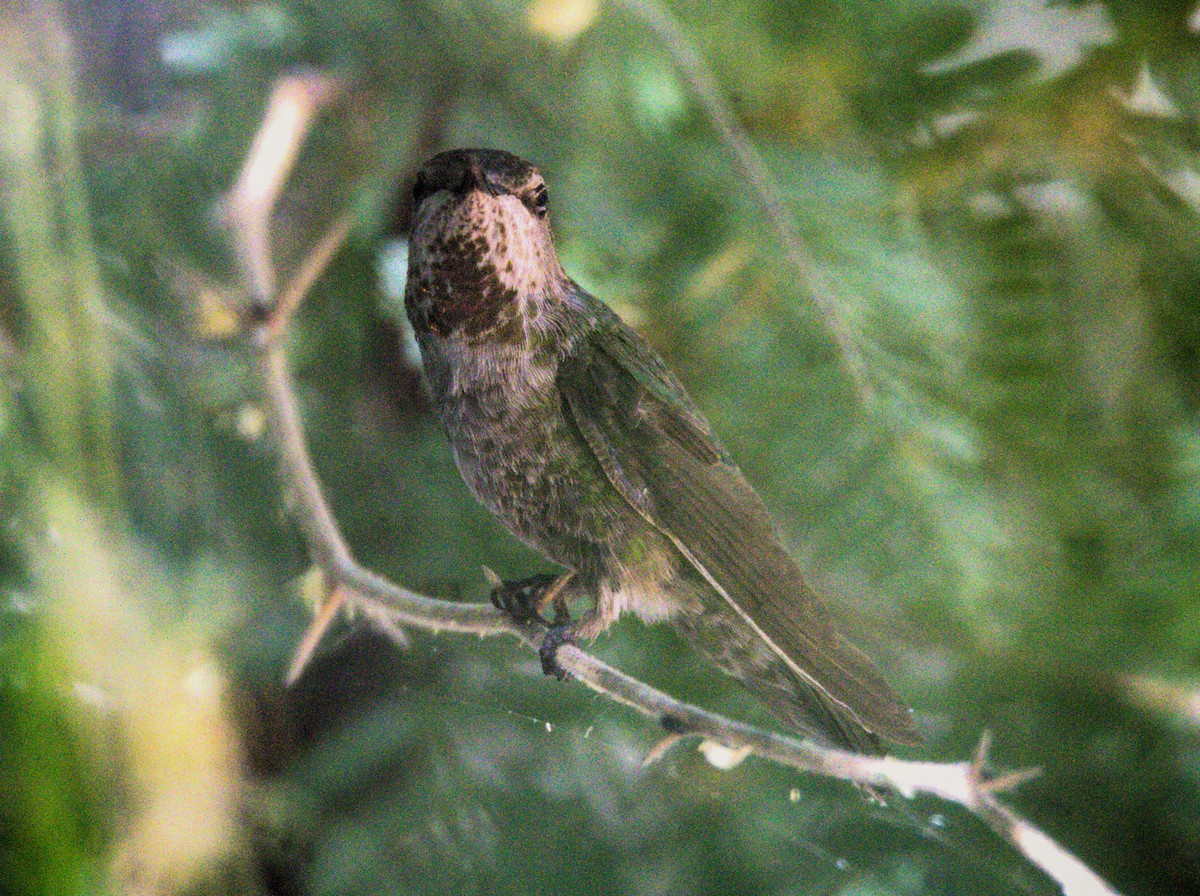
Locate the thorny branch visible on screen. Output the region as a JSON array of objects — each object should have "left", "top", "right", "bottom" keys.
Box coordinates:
[{"left": 233, "top": 72, "right": 1122, "bottom": 896}]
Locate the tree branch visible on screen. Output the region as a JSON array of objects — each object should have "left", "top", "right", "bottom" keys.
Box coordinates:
[{"left": 230, "top": 71, "right": 1122, "bottom": 896}]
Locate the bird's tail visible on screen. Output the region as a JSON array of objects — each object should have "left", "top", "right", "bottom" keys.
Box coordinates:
[{"left": 671, "top": 606, "right": 885, "bottom": 755}]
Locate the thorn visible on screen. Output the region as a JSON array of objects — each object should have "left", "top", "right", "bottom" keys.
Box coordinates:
[
  {"left": 286, "top": 584, "right": 348, "bottom": 685},
  {"left": 642, "top": 733, "right": 683, "bottom": 767},
  {"left": 358, "top": 599, "right": 412, "bottom": 650},
  {"left": 971, "top": 729, "right": 993, "bottom": 778},
  {"left": 981, "top": 766, "right": 1043, "bottom": 795},
  {"left": 966, "top": 729, "right": 1039, "bottom": 796}
]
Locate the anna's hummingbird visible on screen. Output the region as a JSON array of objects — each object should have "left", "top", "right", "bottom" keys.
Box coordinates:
[{"left": 405, "top": 148, "right": 920, "bottom": 753}]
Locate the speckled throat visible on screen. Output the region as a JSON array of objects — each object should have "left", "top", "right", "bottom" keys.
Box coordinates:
[
  {"left": 407, "top": 171, "right": 564, "bottom": 340},
  {"left": 409, "top": 218, "right": 516, "bottom": 337}
]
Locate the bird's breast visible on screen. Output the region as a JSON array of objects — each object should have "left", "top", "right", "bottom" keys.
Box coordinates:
[{"left": 421, "top": 337, "right": 627, "bottom": 564}]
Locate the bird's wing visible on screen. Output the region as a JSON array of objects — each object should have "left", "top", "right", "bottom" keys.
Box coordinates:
[{"left": 558, "top": 315, "right": 921, "bottom": 746}]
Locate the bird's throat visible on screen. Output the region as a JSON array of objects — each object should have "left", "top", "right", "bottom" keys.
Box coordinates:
[{"left": 411, "top": 230, "right": 520, "bottom": 338}]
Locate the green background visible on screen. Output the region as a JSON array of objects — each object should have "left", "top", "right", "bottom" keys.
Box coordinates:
[{"left": 2, "top": 1, "right": 1199, "bottom": 894}]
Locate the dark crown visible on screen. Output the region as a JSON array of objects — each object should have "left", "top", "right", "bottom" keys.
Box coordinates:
[{"left": 413, "top": 149, "right": 539, "bottom": 206}]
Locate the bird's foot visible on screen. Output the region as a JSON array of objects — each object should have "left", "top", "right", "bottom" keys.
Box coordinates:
[
  {"left": 488, "top": 572, "right": 557, "bottom": 623},
  {"left": 485, "top": 568, "right": 577, "bottom": 679},
  {"left": 487, "top": 570, "right": 574, "bottom": 627},
  {"left": 539, "top": 623, "right": 577, "bottom": 681}
]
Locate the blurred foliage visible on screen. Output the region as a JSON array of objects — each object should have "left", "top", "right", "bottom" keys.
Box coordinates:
[{"left": 3, "top": 1, "right": 1200, "bottom": 895}]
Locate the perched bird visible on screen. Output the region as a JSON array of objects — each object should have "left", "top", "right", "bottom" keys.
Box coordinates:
[{"left": 405, "top": 148, "right": 920, "bottom": 753}]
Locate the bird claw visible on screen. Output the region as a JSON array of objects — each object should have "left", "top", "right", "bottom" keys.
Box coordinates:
[
  {"left": 539, "top": 623, "right": 577, "bottom": 680},
  {"left": 485, "top": 570, "right": 577, "bottom": 678},
  {"left": 488, "top": 572, "right": 560, "bottom": 624},
  {"left": 487, "top": 570, "right": 573, "bottom": 628}
]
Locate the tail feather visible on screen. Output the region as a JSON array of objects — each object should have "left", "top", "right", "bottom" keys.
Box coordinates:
[{"left": 671, "top": 607, "right": 886, "bottom": 755}]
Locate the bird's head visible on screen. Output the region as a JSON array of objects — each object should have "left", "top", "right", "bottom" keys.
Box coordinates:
[{"left": 407, "top": 148, "right": 564, "bottom": 338}]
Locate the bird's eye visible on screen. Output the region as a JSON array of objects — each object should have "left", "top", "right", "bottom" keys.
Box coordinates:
[
  {"left": 412, "top": 171, "right": 431, "bottom": 206},
  {"left": 526, "top": 183, "right": 548, "bottom": 218}
]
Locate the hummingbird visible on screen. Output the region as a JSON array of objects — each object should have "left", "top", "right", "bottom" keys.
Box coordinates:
[{"left": 404, "top": 148, "right": 921, "bottom": 753}]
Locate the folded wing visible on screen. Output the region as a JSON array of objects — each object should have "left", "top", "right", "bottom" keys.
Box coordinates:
[{"left": 558, "top": 309, "right": 921, "bottom": 748}]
